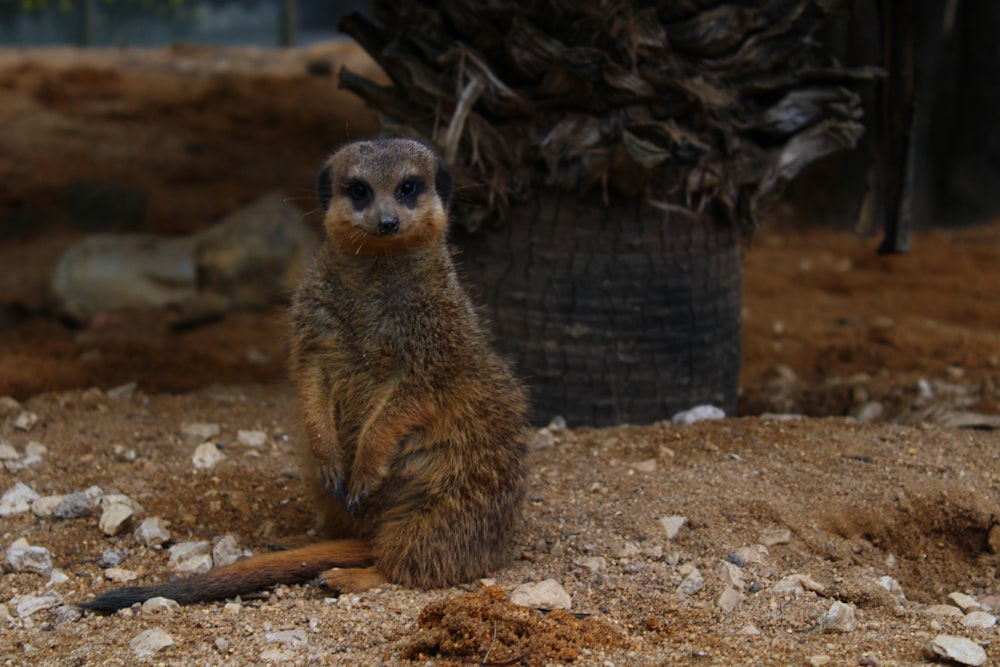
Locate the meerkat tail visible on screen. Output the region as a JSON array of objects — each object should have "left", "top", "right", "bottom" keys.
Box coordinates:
[{"left": 79, "top": 538, "right": 373, "bottom": 612}]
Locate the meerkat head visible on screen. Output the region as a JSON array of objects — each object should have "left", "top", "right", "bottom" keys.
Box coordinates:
[{"left": 317, "top": 138, "right": 453, "bottom": 256}]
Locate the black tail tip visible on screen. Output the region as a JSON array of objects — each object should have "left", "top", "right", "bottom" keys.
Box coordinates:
[{"left": 77, "top": 586, "right": 161, "bottom": 613}]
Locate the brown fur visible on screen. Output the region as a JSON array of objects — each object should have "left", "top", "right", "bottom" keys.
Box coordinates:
[{"left": 79, "top": 138, "right": 528, "bottom": 612}]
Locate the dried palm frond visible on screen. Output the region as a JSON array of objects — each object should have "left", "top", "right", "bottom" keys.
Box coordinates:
[{"left": 339, "top": 0, "right": 876, "bottom": 231}]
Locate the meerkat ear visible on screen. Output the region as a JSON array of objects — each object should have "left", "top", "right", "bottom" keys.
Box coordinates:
[
  {"left": 434, "top": 161, "right": 453, "bottom": 209},
  {"left": 317, "top": 165, "right": 333, "bottom": 211}
]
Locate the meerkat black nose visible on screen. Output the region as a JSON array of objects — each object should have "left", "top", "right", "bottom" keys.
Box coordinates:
[{"left": 377, "top": 217, "right": 400, "bottom": 235}]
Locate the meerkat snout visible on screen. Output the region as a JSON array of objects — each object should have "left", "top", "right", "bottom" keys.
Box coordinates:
[{"left": 377, "top": 216, "right": 400, "bottom": 235}]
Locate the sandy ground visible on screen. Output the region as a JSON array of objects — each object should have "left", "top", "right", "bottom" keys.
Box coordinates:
[{"left": 1, "top": 45, "right": 999, "bottom": 666}]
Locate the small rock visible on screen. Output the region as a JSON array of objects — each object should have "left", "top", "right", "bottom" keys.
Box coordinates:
[
  {"left": 1, "top": 482, "right": 40, "bottom": 516},
  {"left": 671, "top": 405, "right": 725, "bottom": 424},
  {"left": 0, "top": 396, "right": 21, "bottom": 416},
  {"left": 660, "top": 515, "right": 687, "bottom": 539},
  {"left": 917, "top": 378, "right": 934, "bottom": 399},
  {"left": 548, "top": 415, "right": 567, "bottom": 430},
  {"left": 509, "top": 579, "right": 572, "bottom": 610},
  {"left": 738, "top": 625, "right": 761, "bottom": 635},
  {"left": 677, "top": 568, "right": 705, "bottom": 596},
  {"left": 236, "top": 429, "right": 267, "bottom": 448},
  {"left": 223, "top": 601, "right": 242, "bottom": 614},
  {"left": 106, "top": 382, "right": 137, "bottom": 400},
  {"left": 853, "top": 401, "right": 884, "bottom": 422},
  {"left": 717, "top": 586, "right": 741, "bottom": 613},
  {"left": 924, "top": 604, "right": 965, "bottom": 618},
  {"left": 22, "top": 441, "right": 46, "bottom": 466},
  {"left": 100, "top": 493, "right": 141, "bottom": 512},
  {"left": 988, "top": 526, "right": 1000, "bottom": 555},
  {"left": 260, "top": 649, "right": 296, "bottom": 663},
  {"left": 130, "top": 628, "right": 175, "bottom": 657},
  {"left": 573, "top": 556, "right": 606, "bottom": 573},
  {"left": 48, "top": 569, "right": 70, "bottom": 586},
  {"left": 14, "top": 411, "right": 39, "bottom": 432},
  {"left": 875, "top": 576, "right": 906, "bottom": 603},
  {"left": 759, "top": 527, "right": 792, "bottom": 546},
  {"left": 948, "top": 592, "right": 985, "bottom": 614},
  {"left": 630, "top": 458, "right": 658, "bottom": 473},
  {"left": 0, "top": 442, "right": 18, "bottom": 460},
  {"left": 134, "top": 517, "right": 172, "bottom": 548},
  {"left": 141, "top": 597, "right": 180, "bottom": 614},
  {"left": 169, "top": 540, "right": 212, "bottom": 574},
  {"left": 212, "top": 534, "right": 243, "bottom": 568},
  {"left": 732, "top": 544, "right": 768, "bottom": 565},
  {"left": 266, "top": 629, "right": 308, "bottom": 647},
  {"left": 5, "top": 543, "right": 53, "bottom": 576},
  {"left": 718, "top": 561, "right": 744, "bottom": 589},
  {"left": 616, "top": 541, "right": 641, "bottom": 559},
  {"left": 818, "top": 600, "right": 858, "bottom": 633},
  {"left": 53, "top": 605, "right": 83, "bottom": 625},
  {"left": 923, "top": 634, "right": 986, "bottom": 666},
  {"left": 960, "top": 611, "right": 997, "bottom": 629},
  {"left": 99, "top": 503, "right": 134, "bottom": 536},
  {"left": 527, "top": 428, "right": 555, "bottom": 450},
  {"left": 978, "top": 594, "right": 1000, "bottom": 611},
  {"left": 105, "top": 567, "right": 140, "bottom": 583},
  {"left": 98, "top": 549, "right": 126, "bottom": 568},
  {"left": 14, "top": 593, "right": 62, "bottom": 617},
  {"left": 51, "top": 492, "right": 95, "bottom": 520},
  {"left": 182, "top": 422, "right": 221, "bottom": 444},
  {"left": 192, "top": 442, "right": 225, "bottom": 469},
  {"left": 808, "top": 656, "right": 831, "bottom": 667},
  {"left": 31, "top": 495, "right": 63, "bottom": 518}
]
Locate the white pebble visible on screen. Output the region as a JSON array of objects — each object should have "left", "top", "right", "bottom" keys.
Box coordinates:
[
  {"left": 961, "top": 611, "right": 997, "bottom": 629},
  {"left": 676, "top": 568, "right": 705, "bottom": 595},
  {"left": 759, "top": 527, "right": 792, "bottom": 546},
  {"left": 212, "top": 535, "right": 243, "bottom": 568},
  {"left": 105, "top": 568, "right": 140, "bottom": 583},
  {"left": 0, "top": 482, "right": 40, "bottom": 516},
  {"left": 99, "top": 493, "right": 141, "bottom": 512},
  {"left": 671, "top": 405, "right": 725, "bottom": 424},
  {"left": 169, "top": 541, "right": 213, "bottom": 574},
  {"left": 13, "top": 593, "right": 61, "bottom": 618},
  {"left": 717, "top": 586, "right": 741, "bottom": 613},
  {"left": 134, "top": 517, "right": 172, "bottom": 548},
  {"left": 5, "top": 543, "right": 53, "bottom": 576},
  {"left": 14, "top": 411, "right": 39, "bottom": 432},
  {"left": 182, "top": 422, "right": 220, "bottom": 444},
  {"left": 48, "top": 569, "right": 70, "bottom": 586},
  {"left": 99, "top": 503, "right": 134, "bottom": 536},
  {"left": 237, "top": 429, "right": 268, "bottom": 448},
  {"left": 924, "top": 604, "right": 964, "bottom": 618},
  {"left": 266, "top": 629, "right": 308, "bottom": 647},
  {"left": 192, "top": 442, "right": 225, "bottom": 469},
  {"left": 573, "top": 556, "right": 606, "bottom": 573},
  {"left": 948, "top": 592, "right": 986, "bottom": 614},
  {"left": 509, "top": 579, "right": 572, "bottom": 610},
  {"left": 660, "top": 515, "right": 687, "bottom": 539},
  {"left": 130, "top": 628, "right": 175, "bottom": 657},
  {"left": 924, "top": 634, "right": 987, "bottom": 666},
  {"left": 31, "top": 495, "right": 64, "bottom": 518},
  {"left": 141, "top": 597, "right": 180, "bottom": 614},
  {"left": 818, "top": 600, "right": 858, "bottom": 633},
  {"left": 22, "top": 441, "right": 46, "bottom": 466},
  {"left": 0, "top": 442, "right": 19, "bottom": 460}
]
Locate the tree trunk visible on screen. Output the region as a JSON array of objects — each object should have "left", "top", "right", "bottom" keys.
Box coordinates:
[{"left": 454, "top": 190, "right": 742, "bottom": 427}]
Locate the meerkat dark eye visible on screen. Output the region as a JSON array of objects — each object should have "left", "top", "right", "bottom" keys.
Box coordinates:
[
  {"left": 396, "top": 178, "right": 424, "bottom": 207},
  {"left": 342, "top": 180, "right": 371, "bottom": 208}
]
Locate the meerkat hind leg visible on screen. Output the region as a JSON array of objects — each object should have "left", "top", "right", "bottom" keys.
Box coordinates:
[{"left": 319, "top": 566, "right": 387, "bottom": 593}]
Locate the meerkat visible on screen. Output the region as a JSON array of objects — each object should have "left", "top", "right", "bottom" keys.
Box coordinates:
[{"left": 80, "top": 138, "right": 529, "bottom": 612}]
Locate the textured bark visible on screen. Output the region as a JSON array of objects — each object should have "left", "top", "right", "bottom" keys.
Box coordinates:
[{"left": 455, "top": 190, "right": 741, "bottom": 426}]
